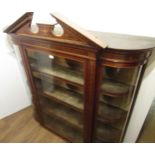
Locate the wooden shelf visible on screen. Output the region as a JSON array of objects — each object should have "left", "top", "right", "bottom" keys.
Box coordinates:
[
  {"left": 94, "top": 139, "right": 114, "bottom": 143},
  {"left": 98, "top": 102, "right": 127, "bottom": 124},
  {"left": 101, "top": 80, "right": 130, "bottom": 97},
  {"left": 95, "top": 136, "right": 118, "bottom": 143},
  {"left": 40, "top": 97, "right": 83, "bottom": 131},
  {"left": 39, "top": 86, "right": 84, "bottom": 112},
  {"left": 31, "top": 63, "right": 84, "bottom": 86},
  {"left": 103, "top": 66, "right": 138, "bottom": 86},
  {"left": 100, "top": 94, "right": 130, "bottom": 112},
  {"left": 32, "top": 71, "right": 84, "bottom": 89},
  {"left": 96, "top": 122, "right": 121, "bottom": 142},
  {"left": 28, "top": 53, "right": 84, "bottom": 73},
  {"left": 104, "top": 77, "right": 135, "bottom": 87},
  {"left": 97, "top": 116, "right": 127, "bottom": 131},
  {"left": 44, "top": 115, "right": 83, "bottom": 143}
]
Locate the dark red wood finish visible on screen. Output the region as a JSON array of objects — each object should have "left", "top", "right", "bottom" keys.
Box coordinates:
[
  {"left": 93, "top": 49, "right": 152, "bottom": 142},
  {"left": 4, "top": 12, "right": 155, "bottom": 143}
]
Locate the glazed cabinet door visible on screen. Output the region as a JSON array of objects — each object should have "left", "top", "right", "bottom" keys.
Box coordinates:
[
  {"left": 25, "top": 49, "right": 87, "bottom": 142},
  {"left": 93, "top": 65, "right": 142, "bottom": 142}
]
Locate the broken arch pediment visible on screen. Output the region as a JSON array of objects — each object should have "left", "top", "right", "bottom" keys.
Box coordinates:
[{"left": 4, "top": 12, "right": 107, "bottom": 49}]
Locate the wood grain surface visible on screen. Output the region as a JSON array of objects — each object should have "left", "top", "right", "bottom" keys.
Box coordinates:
[{"left": 0, "top": 106, "right": 66, "bottom": 143}]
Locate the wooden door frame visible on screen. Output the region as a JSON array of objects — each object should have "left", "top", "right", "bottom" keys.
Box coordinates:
[{"left": 18, "top": 43, "right": 98, "bottom": 142}]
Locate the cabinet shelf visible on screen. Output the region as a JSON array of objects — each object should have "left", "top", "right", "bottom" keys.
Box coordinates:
[
  {"left": 39, "top": 87, "right": 83, "bottom": 112},
  {"left": 31, "top": 63, "right": 84, "bottom": 86},
  {"left": 100, "top": 95, "right": 130, "bottom": 112},
  {"left": 40, "top": 98, "right": 83, "bottom": 131},
  {"left": 95, "top": 122, "right": 121, "bottom": 142},
  {"left": 98, "top": 102, "right": 127, "bottom": 123},
  {"left": 32, "top": 71, "right": 83, "bottom": 89},
  {"left": 44, "top": 115, "right": 83, "bottom": 143},
  {"left": 104, "top": 67, "right": 139, "bottom": 86},
  {"left": 101, "top": 80, "right": 130, "bottom": 97},
  {"left": 104, "top": 78, "right": 135, "bottom": 87},
  {"left": 97, "top": 116, "right": 127, "bottom": 131},
  {"left": 94, "top": 139, "right": 114, "bottom": 143}
]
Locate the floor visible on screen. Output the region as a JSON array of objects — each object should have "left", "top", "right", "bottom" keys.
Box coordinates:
[
  {"left": 0, "top": 106, "right": 66, "bottom": 143},
  {"left": 137, "top": 99, "right": 155, "bottom": 143}
]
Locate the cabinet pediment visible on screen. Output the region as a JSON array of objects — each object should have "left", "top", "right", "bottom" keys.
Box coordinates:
[{"left": 4, "top": 12, "right": 107, "bottom": 49}]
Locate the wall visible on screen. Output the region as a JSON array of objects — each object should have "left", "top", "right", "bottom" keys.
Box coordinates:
[
  {"left": 0, "top": 14, "right": 32, "bottom": 118},
  {"left": 0, "top": 0, "right": 155, "bottom": 141},
  {"left": 0, "top": 52, "right": 31, "bottom": 118}
]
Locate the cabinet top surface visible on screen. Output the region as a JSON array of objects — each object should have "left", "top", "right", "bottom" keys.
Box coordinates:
[{"left": 90, "top": 31, "right": 155, "bottom": 51}]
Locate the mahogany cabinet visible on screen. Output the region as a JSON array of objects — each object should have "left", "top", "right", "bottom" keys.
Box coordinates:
[{"left": 4, "top": 12, "right": 155, "bottom": 142}]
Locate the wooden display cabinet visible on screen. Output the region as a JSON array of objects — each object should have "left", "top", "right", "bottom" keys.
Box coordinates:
[{"left": 4, "top": 12, "right": 155, "bottom": 142}]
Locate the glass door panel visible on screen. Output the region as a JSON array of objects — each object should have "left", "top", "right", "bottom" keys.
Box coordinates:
[
  {"left": 94, "top": 65, "right": 140, "bottom": 142},
  {"left": 27, "top": 50, "right": 84, "bottom": 142}
]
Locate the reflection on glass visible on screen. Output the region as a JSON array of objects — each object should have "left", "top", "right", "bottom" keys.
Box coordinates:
[
  {"left": 95, "top": 66, "right": 140, "bottom": 142},
  {"left": 40, "top": 97, "right": 83, "bottom": 129},
  {"left": 43, "top": 115, "right": 83, "bottom": 142},
  {"left": 104, "top": 67, "right": 139, "bottom": 85},
  {"left": 27, "top": 50, "right": 84, "bottom": 142}
]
